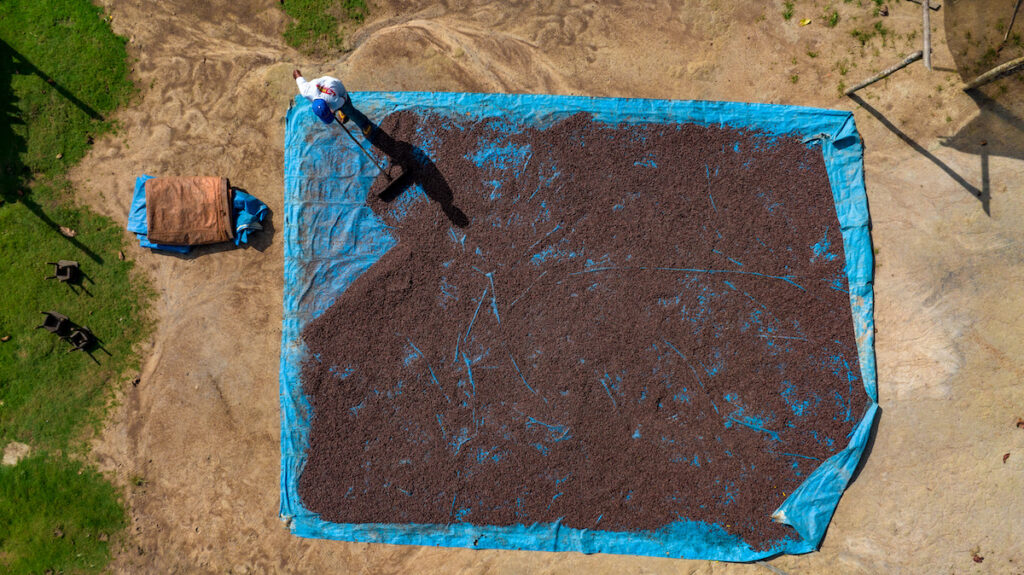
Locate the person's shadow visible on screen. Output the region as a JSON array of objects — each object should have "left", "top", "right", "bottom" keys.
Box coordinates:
[{"left": 351, "top": 109, "right": 469, "bottom": 229}]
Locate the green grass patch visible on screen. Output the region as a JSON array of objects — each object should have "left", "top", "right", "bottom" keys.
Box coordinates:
[
  {"left": 850, "top": 26, "right": 879, "bottom": 46},
  {"left": 281, "top": 0, "right": 369, "bottom": 54},
  {"left": 2, "top": 0, "right": 147, "bottom": 453},
  {"left": 976, "top": 47, "right": 1001, "bottom": 73},
  {"left": 0, "top": 179, "right": 151, "bottom": 450},
  {"left": 873, "top": 20, "right": 890, "bottom": 43},
  {"left": 782, "top": 1, "right": 795, "bottom": 21},
  {"left": 2, "top": 1, "right": 150, "bottom": 573},
  {"left": 0, "top": 453, "right": 126, "bottom": 574},
  {"left": 0, "top": 0, "right": 132, "bottom": 179},
  {"left": 824, "top": 8, "right": 840, "bottom": 28}
]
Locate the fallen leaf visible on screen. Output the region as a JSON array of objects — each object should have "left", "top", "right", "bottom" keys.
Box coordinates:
[
  {"left": 59, "top": 226, "right": 77, "bottom": 238},
  {"left": 799, "top": 18, "right": 811, "bottom": 25},
  {"left": 1004, "top": 453, "right": 1011, "bottom": 463},
  {"left": 118, "top": 250, "right": 125, "bottom": 261}
]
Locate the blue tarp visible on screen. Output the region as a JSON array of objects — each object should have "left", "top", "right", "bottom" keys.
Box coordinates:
[
  {"left": 127, "top": 175, "right": 268, "bottom": 252},
  {"left": 280, "top": 92, "right": 877, "bottom": 561}
]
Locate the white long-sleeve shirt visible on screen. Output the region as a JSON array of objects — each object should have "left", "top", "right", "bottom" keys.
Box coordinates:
[{"left": 295, "top": 76, "right": 349, "bottom": 111}]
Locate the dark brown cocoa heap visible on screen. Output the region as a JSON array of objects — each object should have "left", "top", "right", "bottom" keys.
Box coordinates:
[{"left": 299, "top": 109, "right": 868, "bottom": 550}]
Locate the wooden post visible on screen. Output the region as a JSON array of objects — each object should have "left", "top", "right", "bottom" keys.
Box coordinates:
[
  {"left": 845, "top": 51, "right": 924, "bottom": 95},
  {"left": 923, "top": 0, "right": 932, "bottom": 71},
  {"left": 963, "top": 55, "right": 1024, "bottom": 90},
  {"left": 1005, "top": 0, "right": 1022, "bottom": 44}
]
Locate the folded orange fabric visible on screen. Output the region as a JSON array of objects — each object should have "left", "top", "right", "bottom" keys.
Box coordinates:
[{"left": 145, "top": 177, "right": 234, "bottom": 246}]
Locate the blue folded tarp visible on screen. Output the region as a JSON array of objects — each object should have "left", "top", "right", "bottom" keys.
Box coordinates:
[{"left": 280, "top": 92, "right": 877, "bottom": 561}]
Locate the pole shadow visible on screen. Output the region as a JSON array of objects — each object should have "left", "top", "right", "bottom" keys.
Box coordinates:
[
  {"left": 1, "top": 39, "right": 28, "bottom": 205},
  {"left": 1, "top": 38, "right": 103, "bottom": 121},
  {"left": 847, "top": 94, "right": 987, "bottom": 213},
  {"left": 938, "top": 90, "right": 1024, "bottom": 217},
  {"left": 1, "top": 38, "right": 107, "bottom": 261}
]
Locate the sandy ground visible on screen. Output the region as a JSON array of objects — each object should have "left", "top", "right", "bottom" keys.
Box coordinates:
[{"left": 68, "top": 0, "right": 1024, "bottom": 572}]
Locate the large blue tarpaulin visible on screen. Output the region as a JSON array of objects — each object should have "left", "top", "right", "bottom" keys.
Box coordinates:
[{"left": 280, "top": 92, "right": 877, "bottom": 561}]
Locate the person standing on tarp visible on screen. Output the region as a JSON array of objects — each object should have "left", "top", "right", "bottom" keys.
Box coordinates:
[{"left": 293, "top": 69, "right": 373, "bottom": 136}]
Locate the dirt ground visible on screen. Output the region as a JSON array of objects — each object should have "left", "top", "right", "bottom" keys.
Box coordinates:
[{"left": 70, "top": 0, "right": 1024, "bottom": 572}]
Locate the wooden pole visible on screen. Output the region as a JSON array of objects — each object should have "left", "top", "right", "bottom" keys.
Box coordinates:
[
  {"left": 1005, "top": 0, "right": 1022, "bottom": 44},
  {"left": 963, "top": 55, "right": 1024, "bottom": 90},
  {"left": 923, "top": 0, "right": 932, "bottom": 71},
  {"left": 845, "top": 51, "right": 924, "bottom": 95}
]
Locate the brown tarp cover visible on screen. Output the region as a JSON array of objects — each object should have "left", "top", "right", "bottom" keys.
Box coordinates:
[{"left": 145, "top": 177, "right": 234, "bottom": 246}]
